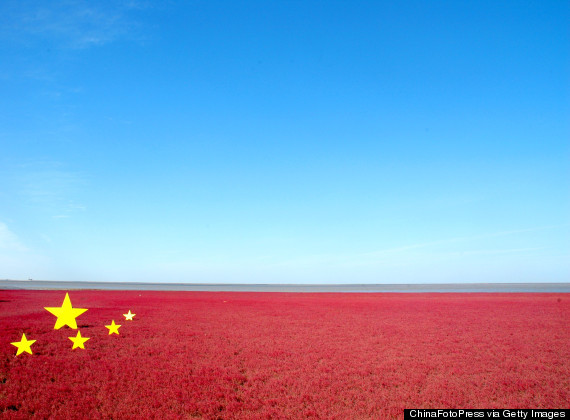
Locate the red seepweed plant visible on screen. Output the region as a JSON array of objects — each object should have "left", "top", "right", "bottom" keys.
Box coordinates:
[{"left": 1, "top": 291, "right": 568, "bottom": 418}]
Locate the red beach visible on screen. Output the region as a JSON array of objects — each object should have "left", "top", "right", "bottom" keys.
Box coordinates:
[{"left": 1, "top": 291, "right": 568, "bottom": 418}]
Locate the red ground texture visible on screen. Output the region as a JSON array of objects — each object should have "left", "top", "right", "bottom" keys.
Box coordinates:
[{"left": 0, "top": 291, "right": 568, "bottom": 419}]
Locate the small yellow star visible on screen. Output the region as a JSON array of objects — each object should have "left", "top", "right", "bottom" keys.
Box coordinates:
[
  {"left": 44, "top": 293, "right": 87, "bottom": 330},
  {"left": 11, "top": 333, "right": 36, "bottom": 356},
  {"left": 123, "top": 310, "right": 135, "bottom": 321},
  {"left": 105, "top": 320, "right": 121, "bottom": 335},
  {"left": 69, "top": 331, "right": 90, "bottom": 349}
]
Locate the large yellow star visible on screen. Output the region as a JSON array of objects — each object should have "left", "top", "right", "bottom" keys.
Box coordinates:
[
  {"left": 44, "top": 293, "right": 87, "bottom": 330},
  {"left": 123, "top": 310, "right": 135, "bottom": 321},
  {"left": 11, "top": 333, "right": 36, "bottom": 356},
  {"left": 69, "top": 331, "right": 90, "bottom": 350},
  {"left": 105, "top": 320, "right": 121, "bottom": 335}
]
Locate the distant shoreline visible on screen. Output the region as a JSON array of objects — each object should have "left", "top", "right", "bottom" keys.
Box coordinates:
[{"left": 1, "top": 280, "right": 568, "bottom": 293}]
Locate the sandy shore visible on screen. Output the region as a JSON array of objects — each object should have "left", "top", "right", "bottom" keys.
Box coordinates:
[{"left": 1, "top": 280, "right": 568, "bottom": 292}]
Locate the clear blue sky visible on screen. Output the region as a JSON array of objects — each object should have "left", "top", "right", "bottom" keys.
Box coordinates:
[{"left": 1, "top": 1, "right": 568, "bottom": 283}]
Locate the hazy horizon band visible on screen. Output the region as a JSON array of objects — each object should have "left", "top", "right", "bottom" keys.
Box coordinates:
[{"left": 1, "top": 280, "right": 569, "bottom": 293}]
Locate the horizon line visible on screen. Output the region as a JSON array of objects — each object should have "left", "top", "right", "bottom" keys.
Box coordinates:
[{"left": 1, "top": 279, "right": 569, "bottom": 293}]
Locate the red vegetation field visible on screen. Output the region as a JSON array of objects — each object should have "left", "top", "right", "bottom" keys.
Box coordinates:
[{"left": 1, "top": 291, "right": 568, "bottom": 418}]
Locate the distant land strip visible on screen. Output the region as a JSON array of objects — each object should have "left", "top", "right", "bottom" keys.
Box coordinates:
[{"left": 0, "top": 280, "right": 569, "bottom": 293}]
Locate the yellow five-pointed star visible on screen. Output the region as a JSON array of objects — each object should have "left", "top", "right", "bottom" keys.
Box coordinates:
[
  {"left": 44, "top": 293, "right": 87, "bottom": 330},
  {"left": 123, "top": 310, "right": 135, "bottom": 320},
  {"left": 11, "top": 333, "right": 36, "bottom": 356},
  {"left": 105, "top": 320, "right": 121, "bottom": 335},
  {"left": 69, "top": 331, "right": 90, "bottom": 349}
]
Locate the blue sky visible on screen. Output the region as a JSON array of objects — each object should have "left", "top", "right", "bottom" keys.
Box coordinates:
[{"left": 1, "top": 0, "right": 568, "bottom": 283}]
